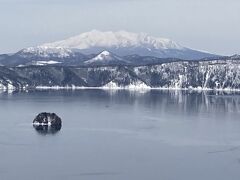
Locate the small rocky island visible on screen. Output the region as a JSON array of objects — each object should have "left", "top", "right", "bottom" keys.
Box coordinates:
[{"left": 33, "top": 112, "right": 62, "bottom": 134}]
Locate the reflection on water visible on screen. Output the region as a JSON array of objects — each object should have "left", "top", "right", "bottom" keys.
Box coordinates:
[
  {"left": 1, "top": 89, "right": 240, "bottom": 114},
  {"left": 33, "top": 124, "right": 62, "bottom": 135}
]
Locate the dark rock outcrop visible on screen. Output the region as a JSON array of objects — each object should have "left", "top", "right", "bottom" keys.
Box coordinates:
[
  {"left": 33, "top": 112, "right": 62, "bottom": 134},
  {"left": 33, "top": 112, "right": 62, "bottom": 125}
]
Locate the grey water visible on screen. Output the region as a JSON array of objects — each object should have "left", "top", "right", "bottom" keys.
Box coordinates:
[{"left": 1, "top": 90, "right": 240, "bottom": 180}]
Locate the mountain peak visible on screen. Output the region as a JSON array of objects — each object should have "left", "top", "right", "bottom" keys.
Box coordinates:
[
  {"left": 10, "top": 30, "right": 217, "bottom": 61},
  {"left": 40, "top": 30, "right": 217, "bottom": 59},
  {"left": 90, "top": 50, "right": 120, "bottom": 61},
  {"left": 90, "top": 50, "right": 114, "bottom": 61},
  {"left": 84, "top": 50, "right": 127, "bottom": 65},
  {"left": 43, "top": 30, "right": 184, "bottom": 50},
  {"left": 99, "top": 50, "right": 111, "bottom": 57}
]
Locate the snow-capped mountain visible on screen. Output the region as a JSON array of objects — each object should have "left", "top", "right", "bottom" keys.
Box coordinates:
[
  {"left": 44, "top": 30, "right": 183, "bottom": 50},
  {"left": 84, "top": 51, "right": 129, "bottom": 65},
  {"left": 43, "top": 30, "right": 216, "bottom": 60},
  {"left": 0, "top": 30, "right": 220, "bottom": 67}
]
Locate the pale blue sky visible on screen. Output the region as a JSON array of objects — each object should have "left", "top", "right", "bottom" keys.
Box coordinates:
[{"left": 0, "top": 0, "right": 239, "bottom": 55}]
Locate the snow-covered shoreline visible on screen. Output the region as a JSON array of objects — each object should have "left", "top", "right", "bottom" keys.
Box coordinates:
[
  {"left": 1, "top": 58, "right": 240, "bottom": 92},
  {"left": 1, "top": 86, "right": 240, "bottom": 94},
  {"left": 1, "top": 82, "right": 240, "bottom": 92},
  {"left": 33, "top": 85, "right": 240, "bottom": 92}
]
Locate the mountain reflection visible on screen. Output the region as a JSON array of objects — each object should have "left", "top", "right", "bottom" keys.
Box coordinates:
[
  {"left": 1, "top": 89, "right": 240, "bottom": 115},
  {"left": 140, "top": 90, "right": 240, "bottom": 115},
  {"left": 99, "top": 90, "right": 240, "bottom": 115}
]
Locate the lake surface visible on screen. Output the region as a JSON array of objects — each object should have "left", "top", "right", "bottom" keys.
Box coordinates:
[{"left": 0, "top": 89, "right": 240, "bottom": 180}]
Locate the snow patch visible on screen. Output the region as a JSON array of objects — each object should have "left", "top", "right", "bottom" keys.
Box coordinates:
[
  {"left": 103, "top": 80, "right": 151, "bottom": 89},
  {"left": 19, "top": 46, "right": 74, "bottom": 58},
  {"left": 35, "top": 61, "right": 62, "bottom": 66}
]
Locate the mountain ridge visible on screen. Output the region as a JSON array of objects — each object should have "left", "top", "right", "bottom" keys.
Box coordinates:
[
  {"left": 41, "top": 30, "right": 216, "bottom": 59},
  {"left": 1, "top": 58, "right": 240, "bottom": 91},
  {"left": 0, "top": 30, "right": 225, "bottom": 67},
  {"left": 43, "top": 30, "right": 184, "bottom": 50}
]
